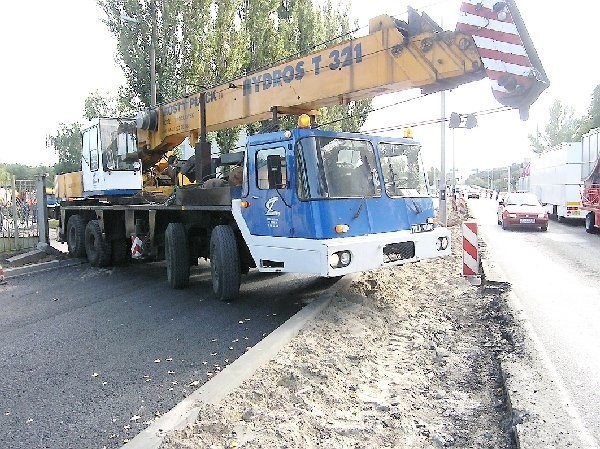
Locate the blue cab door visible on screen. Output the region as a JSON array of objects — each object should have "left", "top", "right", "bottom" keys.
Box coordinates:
[{"left": 242, "top": 144, "right": 295, "bottom": 237}]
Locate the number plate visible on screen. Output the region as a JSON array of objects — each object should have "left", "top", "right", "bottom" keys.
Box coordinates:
[{"left": 519, "top": 218, "right": 535, "bottom": 224}]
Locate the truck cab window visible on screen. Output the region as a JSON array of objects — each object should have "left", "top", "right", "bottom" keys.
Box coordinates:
[
  {"left": 99, "top": 119, "right": 138, "bottom": 171},
  {"left": 379, "top": 142, "right": 428, "bottom": 197},
  {"left": 88, "top": 126, "right": 99, "bottom": 172},
  {"left": 256, "top": 147, "right": 287, "bottom": 189},
  {"left": 296, "top": 137, "right": 378, "bottom": 199}
]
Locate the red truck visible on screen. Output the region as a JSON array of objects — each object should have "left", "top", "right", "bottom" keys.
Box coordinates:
[{"left": 581, "top": 128, "right": 600, "bottom": 233}]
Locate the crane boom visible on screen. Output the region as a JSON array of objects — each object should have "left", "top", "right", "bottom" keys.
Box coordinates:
[{"left": 136, "top": 3, "right": 547, "bottom": 158}]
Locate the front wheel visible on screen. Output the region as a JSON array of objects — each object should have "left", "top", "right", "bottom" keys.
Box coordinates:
[
  {"left": 585, "top": 212, "right": 598, "bottom": 234},
  {"left": 501, "top": 219, "right": 507, "bottom": 230},
  {"left": 210, "top": 225, "right": 241, "bottom": 302}
]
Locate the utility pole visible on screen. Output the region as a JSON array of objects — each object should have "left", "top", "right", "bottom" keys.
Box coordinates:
[
  {"left": 150, "top": 0, "right": 157, "bottom": 108},
  {"left": 439, "top": 91, "right": 447, "bottom": 226},
  {"left": 507, "top": 165, "right": 511, "bottom": 193}
]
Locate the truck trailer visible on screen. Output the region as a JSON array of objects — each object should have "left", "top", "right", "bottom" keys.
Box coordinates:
[{"left": 528, "top": 142, "right": 586, "bottom": 221}]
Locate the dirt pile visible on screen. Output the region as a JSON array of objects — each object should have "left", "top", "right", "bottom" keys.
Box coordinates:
[{"left": 161, "top": 219, "right": 519, "bottom": 449}]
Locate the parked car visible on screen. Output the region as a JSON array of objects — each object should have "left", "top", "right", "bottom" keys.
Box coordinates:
[{"left": 498, "top": 192, "right": 548, "bottom": 231}]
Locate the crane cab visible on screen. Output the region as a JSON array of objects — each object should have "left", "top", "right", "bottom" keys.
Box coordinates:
[{"left": 81, "top": 118, "right": 142, "bottom": 197}]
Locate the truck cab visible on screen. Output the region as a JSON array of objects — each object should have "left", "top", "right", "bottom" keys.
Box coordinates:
[{"left": 234, "top": 125, "right": 450, "bottom": 277}]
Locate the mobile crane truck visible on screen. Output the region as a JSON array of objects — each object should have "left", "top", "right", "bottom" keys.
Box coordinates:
[{"left": 56, "top": 0, "right": 548, "bottom": 301}]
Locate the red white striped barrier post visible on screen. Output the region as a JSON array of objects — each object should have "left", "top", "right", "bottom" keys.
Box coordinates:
[{"left": 462, "top": 220, "right": 480, "bottom": 285}]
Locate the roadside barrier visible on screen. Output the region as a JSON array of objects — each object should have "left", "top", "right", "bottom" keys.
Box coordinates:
[{"left": 462, "top": 220, "right": 480, "bottom": 285}]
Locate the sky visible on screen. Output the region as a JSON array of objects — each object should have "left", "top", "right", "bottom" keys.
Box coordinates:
[{"left": 0, "top": 0, "right": 598, "bottom": 179}]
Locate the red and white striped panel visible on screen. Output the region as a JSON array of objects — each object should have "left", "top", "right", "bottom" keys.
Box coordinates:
[
  {"left": 456, "top": 0, "right": 548, "bottom": 115},
  {"left": 462, "top": 221, "right": 479, "bottom": 276}
]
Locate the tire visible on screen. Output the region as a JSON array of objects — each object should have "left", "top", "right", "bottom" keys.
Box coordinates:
[
  {"left": 111, "top": 238, "right": 131, "bottom": 266},
  {"left": 85, "top": 220, "right": 112, "bottom": 267},
  {"left": 210, "top": 225, "right": 241, "bottom": 302},
  {"left": 165, "top": 223, "right": 190, "bottom": 289},
  {"left": 540, "top": 225, "right": 548, "bottom": 232},
  {"left": 67, "top": 215, "right": 87, "bottom": 258},
  {"left": 585, "top": 212, "right": 598, "bottom": 234},
  {"left": 501, "top": 219, "right": 507, "bottom": 230}
]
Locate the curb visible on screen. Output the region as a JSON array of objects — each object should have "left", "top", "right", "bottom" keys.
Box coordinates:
[
  {"left": 478, "top": 239, "right": 521, "bottom": 448},
  {"left": 122, "top": 273, "right": 358, "bottom": 449},
  {"left": 3, "top": 258, "right": 85, "bottom": 279}
]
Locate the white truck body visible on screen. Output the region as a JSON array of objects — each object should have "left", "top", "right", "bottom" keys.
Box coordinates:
[{"left": 529, "top": 142, "right": 585, "bottom": 220}]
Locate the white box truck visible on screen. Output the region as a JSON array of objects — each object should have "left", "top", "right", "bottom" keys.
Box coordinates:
[{"left": 529, "top": 142, "right": 586, "bottom": 221}]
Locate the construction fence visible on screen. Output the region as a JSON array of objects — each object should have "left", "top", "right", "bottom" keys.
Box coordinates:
[{"left": 0, "top": 176, "right": 49, "bottom": 254}]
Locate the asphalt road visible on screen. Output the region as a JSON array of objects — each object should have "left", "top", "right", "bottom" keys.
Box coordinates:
[
  {"left": 470, "top": 198, "right": 600, "bottom": 446},
  {"left": 0, "top": 261, "right": 335, "bottom": 449}
]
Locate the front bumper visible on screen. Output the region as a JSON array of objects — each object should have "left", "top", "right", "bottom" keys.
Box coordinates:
[
  {"left": 247, "top": 227, "right": 452, "bottom": 276},
  {"left": 503, "top": 217, "right": 548, "bottom": 228}
]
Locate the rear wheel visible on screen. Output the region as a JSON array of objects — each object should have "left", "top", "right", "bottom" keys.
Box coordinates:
[
  {"left": 67, "top": 215, "right": 87, "bottom": 258},
  {"left": 585, "top": 212, "right": 598, "bottom": 234},
  {"left": 85, "top": 220, "right": 112, "bottom": 267},
  {"left": 540, "top": 225, "right": 548, "bottom": 232},
  {"left": 165, "top": 223, "right": 190, "bottom": 289},
  {"left": 210, "top": 225, "right": 241, "bottom": 302},
  {"left": 111, "top": 238, "right": 131, "bottom": 266}
]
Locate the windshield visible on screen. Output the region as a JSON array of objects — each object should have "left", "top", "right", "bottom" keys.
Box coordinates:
[
  {"left": 379, "top": 142, "right": 428, "bottom": 197},
  {"left": 506, "top": 193, "right": 540, "bottom": 206},
  {"left": 295, "top": 137, "right": 379, "bottom": 199},
  {"left": 100, "top": 119, "right": 138, "bottom": 171}
]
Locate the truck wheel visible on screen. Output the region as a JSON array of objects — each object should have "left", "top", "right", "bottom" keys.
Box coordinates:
[
  {"left": 210, "top": 225, "right": 240, "bottom": 302},
  {"left": 165, "top": 223, "right": 190, "bottom": 289},
  {"left": 85, "top": 220, "right": 112, "bottom": 267},
  {"left": 67, "top": 215, "right": 86, "bottom": 258},
  {"left": 111, "top": 238, "right": 131, "bottom": 266},
  {"left": 585, "top": 212, "right": 598, "bottom": 234}
]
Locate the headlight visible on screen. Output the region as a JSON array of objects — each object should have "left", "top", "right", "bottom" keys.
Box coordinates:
[
  {"left": 339, "top": 251, "right": 351, "bottom": 266},
  {"left": 436, "top": 236, "right": 449, "bottom": 251},
  {"left": 538, "top": 213, "right": 546, "bottom": 219},
  {"left": 330, "top": 251, "right": 351, "bottom": 268},
  {"left": 328, "top": 253, "right": 340, "bottom": 268},
  {"left": 508, "top": 213, "right": 517, "bottom": 218}
]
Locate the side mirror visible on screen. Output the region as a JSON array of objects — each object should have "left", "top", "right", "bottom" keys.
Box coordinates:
[{"left": 498, "top": 200, "right": 504, "bottom": 206}]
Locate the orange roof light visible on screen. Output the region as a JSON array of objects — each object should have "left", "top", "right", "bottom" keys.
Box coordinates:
[
  {"left": 403, "top": 127, "right": 414, "bottom": 139},
  {"left": 298, "top": 114, "right": 311, "bottom": 129}
]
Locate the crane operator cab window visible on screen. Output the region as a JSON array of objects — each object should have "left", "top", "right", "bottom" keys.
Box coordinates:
[
  {"left": 98, "top": 119, "right": 139, "bottom": 171},
  {"left": 379, "top": 142, "right": 428, "bottom": 197},
  {"left": 296, "top": 137, "right": 379, "bottom": 199}
]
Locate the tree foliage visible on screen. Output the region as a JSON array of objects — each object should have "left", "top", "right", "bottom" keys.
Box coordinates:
[
  {"left": 528, "top": 99, "right": 579, "bottom": 153},
  {"left": 575, "top": 84, "right": 600, "bottom": 139},
  {"left": 48, "top": 123, "right": 82, "bottom": 174}
]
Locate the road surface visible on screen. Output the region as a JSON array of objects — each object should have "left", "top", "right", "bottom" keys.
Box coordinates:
[
  {"left": 0, "top": 261, "right": 334, "bottom": 449},
  {"left": 470, "top": 198, "right": 600, "bottom": 446}
]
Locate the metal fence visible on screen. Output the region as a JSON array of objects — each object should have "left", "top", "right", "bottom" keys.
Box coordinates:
[{"left": 0, "top": 177, "right": 48, "bottom": 254}]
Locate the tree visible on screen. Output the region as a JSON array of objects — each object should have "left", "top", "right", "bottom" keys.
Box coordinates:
[
  {"left": 575, "top": 84, "right": 600, "bottom": 139},
  {"left": 528, "top": 99, "right": 579, "bottom": 153},
  {"left": 49, "top": 123, "right": 82, "bottom": 174},
  {"left": 83, "top": 90, "right": 120, "bottom": 120}
]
